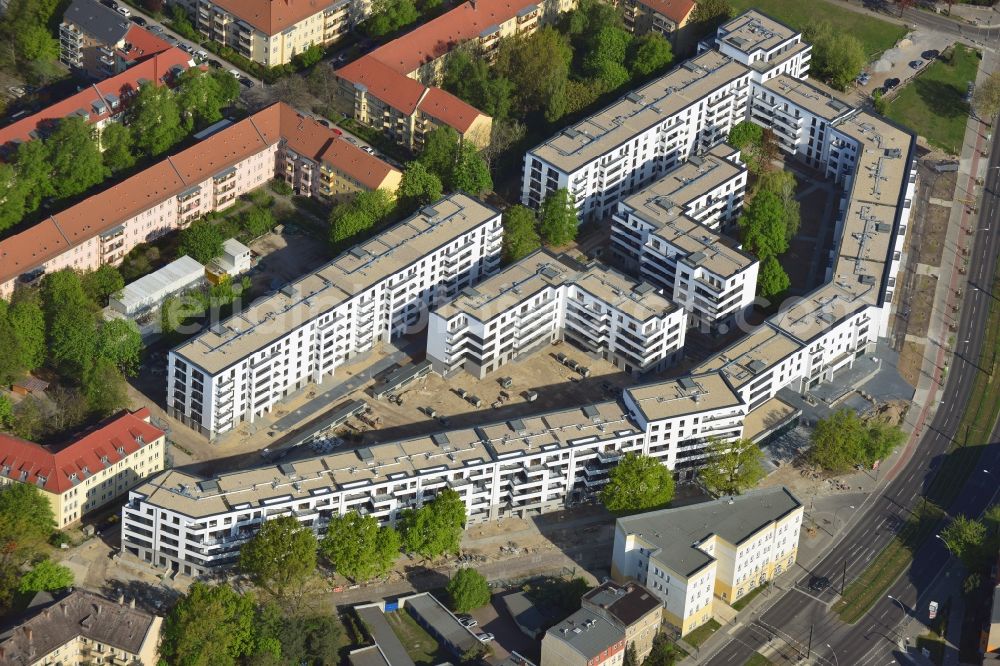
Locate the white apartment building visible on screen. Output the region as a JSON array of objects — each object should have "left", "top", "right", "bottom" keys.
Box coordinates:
[
  {"left": 426, "top": 250, "right": 686, "bottom": 379},
  {"left": 167, "top": 194, "right": 503, "bottom": 439},
  {"left": 123, "top": 372, "right": 746, "bottom": 576},
  {"left": 521, "top": 48, "right": 751, "bottom": 222},
  {"left": 749, "top": 74, "right": 856, "bottom": 170},
  {"left": 611, "top": 486, "right": 803, "bottom": 635},
  {"left": 707, "top": 10, "right": 811, "bottom": 83},
  {"left": 611, "top": 144, "right": 757, "bottom": 332}
]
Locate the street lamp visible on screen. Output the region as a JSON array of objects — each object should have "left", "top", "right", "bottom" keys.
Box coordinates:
[
  {"left": 826, "top": 644, "right": 840, "bottom": 666},
  {"left": 887, "top": 595, "right": 906, "bottom": 624},
  {"left": 935, "top": 533, "right": 954, "bottom": 555}
]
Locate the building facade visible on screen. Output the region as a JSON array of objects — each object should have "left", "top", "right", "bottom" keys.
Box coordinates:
[
  {"left": 581, "top": 581, "right": 664, "bottom": 662},
  {"left": 0, "top": 408, "right": 165, "bottom": 527},
  {"left": 426, "top": 250, "right": 686, "bottom": 379},
  {"left": 620, "top": 0, "right": 694, "bottom": 51},
  {"left": 610, "top": 487, "right": 803, "bottom": 635},
  {"left": 166, "top": 194, "right": 503, "bottom": 439},
  {"left": 61, "top": 0, "right": 172, "bottom": 78},
  {"left": 611, "top": 143, "right": 757, "bottom": 332},
  {"left": 541, "top": 608, "right": 626, "bottom": 666},
  {"left": 521, "top": 49, "right": 752, "bottom": 222},
  {"left": 707, "top": 9, "right": 811, "bottom": 83},
  {"left": 0, "top": 103, "right": 399, "bottom": 300}
]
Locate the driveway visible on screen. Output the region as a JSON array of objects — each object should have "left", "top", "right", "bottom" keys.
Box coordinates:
[{"left": 854, "top": 29, "right": 957, "bottom": 101}]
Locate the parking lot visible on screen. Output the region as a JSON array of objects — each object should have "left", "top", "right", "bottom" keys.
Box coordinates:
[{"left": 853, "top": 29, "right": 955, "bottom": 100}]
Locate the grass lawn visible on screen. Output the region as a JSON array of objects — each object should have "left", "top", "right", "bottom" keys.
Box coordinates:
[
  {"left": 685, "top": 619, "right": 722, "bottom": 648},
  {"left": 886, "top": 45, "right": 980, "bottom": 155},
  {"left": 745, "top": 653, "right": 773, "bottom": 666},
  {"left": 728, "top": 0, "right": 906, "bottom": 59},
  {"left": 732, "top": 584, "right": 767, "bottom": 611},
  {"left": 384, "top": 611, "right": 450, "bottom": 665}
]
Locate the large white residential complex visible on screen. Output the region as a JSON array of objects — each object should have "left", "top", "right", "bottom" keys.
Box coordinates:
[
  {"left": 167, "top": 194, "right": 503, "bottom": 439},
  {"left": 611, "top": 487, "right": 803, "bottom": 634},
  {"left": 127, "top": 10, "right": 915, "bottom": 585},
  {"left": 611, "top": 143, "right": 757, "bottom": 332},
  {"left": 521, "top": 48, "right": 752, "bottom": 222},
  {"left": 426, "top": 250, "right": 686, "bottom": 379}
]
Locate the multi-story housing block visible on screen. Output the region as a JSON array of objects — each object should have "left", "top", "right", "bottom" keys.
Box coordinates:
[
  {"left": 619, "top": 0, "right": 694, "bottom": 51},
  {"left": 0, "top": 408, "right": 165, "bottom": 527},
  {"left": 426, "top": 250, "right": 686, "bottom": 378},
  {"left": 61, "top": 0, "right": 172, "bottom": 78},
  {"left": 541, "top": 608, "right": 626, "bottom": 666},
  {"left": 581, "top": 582, "right": 663, "bottom": 662},
  {"left": 166, "top": 194, "right": 502, "bottom": 439},
  {"left": 188, "top": 0, "right": 352, "bottom": 67},
  {"left": 749, "top": 74, "right": 856, "bottom": 169},
  {"left": 706, "top": 10, "right": 811, "bottom": 83},
  {"left": 0, "top": 103, "right": 399, "bottom": 300},
  {"left": 611, "top": 144, "right": 757, "bottom": 331},
  {"left": 611, "top": 486, "right": 803, "bottom": 635},
  {"left": 521, "top": 49, "right": 751, "bottom": 222}
]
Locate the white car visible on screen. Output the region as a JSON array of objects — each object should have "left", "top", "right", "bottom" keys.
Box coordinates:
[
  {"left": 361, "top": 146, "right": 376, "bottom": 155},
  {"left": 477, "top": 632, "right": 494, "bottom": 643},
  {"left": 117, "top": 6, "right": 131, "bottom": 16},
  {"left": 459, "top": 617, "right": 478, "bottom": 628},
  {"left": 229, "top": 69, "right": 240, "bottom": 78},
  {"left": 195, "top": 50, "right": 208, "bottom": 61}
]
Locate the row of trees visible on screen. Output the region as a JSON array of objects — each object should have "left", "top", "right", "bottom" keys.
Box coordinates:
[
  {"left": 938, "top": 506, "right": 1000, "bottom": 595},
  {"left": 0, "top": 484, "right": 73, "bottom": 609},
  {"left": 0, "top": 268, "right": 137, "bottom": 440},
  {"left": 0, "top": 0, "right": 63, "bottom": 85},
  {"left": 501, "top": 189, "right": 579, "bottom": 262},
  {"left": 0, "top": 70, "right": 240, "bottom": 236},
  {"left": 237, "top": 488, "right": 467, "bottom": 597},
  {"left": 329, "top": 127, "right": 492, "bottom": 247},
  {"left": 363, "top": 0, "right": 443, "bottom": 38}
]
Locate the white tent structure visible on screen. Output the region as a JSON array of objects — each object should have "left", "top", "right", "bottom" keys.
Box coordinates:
[{"left": 110, "top": 255, "right": 205, "bottom": 316}]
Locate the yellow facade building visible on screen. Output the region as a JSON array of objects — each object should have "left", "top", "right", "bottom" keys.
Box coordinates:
[{"left": 611, "top": 486, "right": 803, "bottom": 635}]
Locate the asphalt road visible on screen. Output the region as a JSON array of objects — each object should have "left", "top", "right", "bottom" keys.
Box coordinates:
[{"left": 703, "top": 125, "right": 1000, "bottom": 664}]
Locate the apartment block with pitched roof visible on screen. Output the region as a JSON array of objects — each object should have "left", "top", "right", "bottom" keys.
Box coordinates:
[
  {"left": 0, "top": 103, "right": 401, "bottom": 300},
  {"left": 0, "top": 408, "right": 165, "bottom": 527},
  {"left": 619, "top": 0, "right": 695, "bottom": 51},
  {"left": 61, "top": 0, "right": 173, "bottom": 79}
]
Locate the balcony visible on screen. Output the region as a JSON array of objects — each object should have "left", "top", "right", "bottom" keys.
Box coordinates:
[{"left": 596, "top": 449, "right": 623, "bottom": 464}]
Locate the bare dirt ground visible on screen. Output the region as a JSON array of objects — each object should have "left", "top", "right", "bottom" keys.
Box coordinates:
[
  {"left": 898, "top": 340, "right": 926, "bottom": 388},
  {"left": 907, "top": 274, "right": 938, "bottom": 338}
]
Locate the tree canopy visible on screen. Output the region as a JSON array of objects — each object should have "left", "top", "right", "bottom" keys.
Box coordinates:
[
  {"left": 0, "top": 483, "right": 55, "bottom": 607},
  {"left": 698, "top": 438, "right": 765, "bottom": 496},
  {"left": 630, "top": 33, "right": 674, "bottom": 78},
  {"left": 365, "top": 0, "right": 419, "bottom": 37},
  {"left": 940, "top": 515, "right": 988, "bottom": 570},
  {"left": 539, "top": 188, "right": 577, "bottom": 246},
  {"left": 447, "top": 568, "right": 491, "bottom": 613},
  {"left": 739, "top": 189, "right": 788, "bottom": 259},
  {"left": 320, "top": 511, "right": 400, "bottom": 582},
  {"left": 757, "top": 255, "right": 791, "bottom": 299},
  {"left": 399, "top": 488, "right": 466, "bottom": 559},
  {"left": 502, "top": 205, "right": 541, "bottom": 262},
  {"left": 398, "top": 161, "right": 444, "bottom": 213},
  {"left": 442, "top": 49, "right": 514, "bottom": 120},
  {"left": 494, "top": 27, "right": 573, "bottom": 122},
  {"left": 689, "top": 0, "right": 734, "bottom": 37},
  {"left": 600, "top": 453, "right": 675, "bottom": 513},
  {"left": 128, "top": 82, "right": 184, "bottom": 156},
  {"left": 329, "top": 189, "right": 394, "bottom": 246},
  {"left": 176, "top": 69, "right": 240, "bottom": 132},
  {"left": 804, "top": 22, "right": 866, "bottom": 91},
  {"left": 48, "top": 117, "right": 105, "bottom": 200},
  {"left": 451, "top": 143, "right": 493, "bottom": 195},
  {"left": 809, "top": 409, "right": 905, "bottom": 473},
  {"left": 160, "top": 582, "right": 260, "bottom": 666},
  {"left": 83, "top": 357, "right": 130, "bottom": 417},
  {"left": 97, "top": 319, "right": 143, "bottom": 377},
  {"left": 82, "top": 265, "right": 125, "bottom": 306},
  {"left": 239, "top": 516, "right": 317, "bottom": 597},
  {"left": 42, "top": 270, "right": 98, "bottom": 380},
  {"left": 727, "top": 121, "right": 764, "bottom": 153},
  {"left": 18, "top": 558, "right": 74, "bottom": 593},
  {"left": 179, "top": 219, "right": 225, "bottom": 264}
]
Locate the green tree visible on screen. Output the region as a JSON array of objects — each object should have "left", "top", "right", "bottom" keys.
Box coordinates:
[
  {"left": 398, "top": 161, "right": 444, "bottom": 213},
  {"left": 18, "top": 558, "right": 74, "bottom": 593},
  {"left": 292, "top": 43, "right": 324, "bottom": 69},
  {"left": 0, "top": 301, "right": 22, "bottom": 385},
  {"left": 539, "top": 188, "right": 577, "bottom": 246},
  {"left": 809, "top": 409, "right": 901, "bottom": 473},
  {"left": 502, "top": 205, "right": 540, "bottom": 262},
  {"left": 82, "top": 265, "right": 125, "bottom": 306},
  {"left": 494, "top": 27, "right": 573, "bottom": 122},
  {"left": 872, "top": 88, "right": 888, "bottom": 115},
  {"left": 727, "top": 121, "right": 763, "bottom": 152},
  {"left": 42, "top": 270, "right": 98, "bottom": 380},
  {"left": 239, "top": 516, "right": 317, "bottom": 597},
  {"left": 447, "top": 568, "right": 491, "bottom": 613},
  {"left": 698, "top": 438, "right": 765, "bottom": 496},
  {"left": 442, "top": 49, "right": 514, "bottom": 120},
  {"left": 600, "top": 453, "right": 674, "bottom": 513},
  {"left": 690, "top": 0, "right": 733, "bottom": 37},
  {"left": 101, "top": 123, "right": 135, "bottom": 174},
  {"left": 176, "top": 68, "right": 235, "bottom": 132},
  {"left": 419, "top": 126, "right": 461, "bottom": 185},
  {"left": 399, "top": 488, "right": 466, "bottom": 559},
  {"left": 940, "top": 515, "right": 987, "bottom": 570},
  {"left": 365, "top": 0, "right": 419, "bottom": 37},
  {"left": 9, "top": 292, "right": 46, "bottom": 372},
  {"left": 83, "top": 357, "right": 130, "bottom": 416},
  {"left": 180, "top": 219, "right": 225, "bottom": 263},
  {"left": 583, "top": 25, "right": 632, "bottom": 91},
  {"left": 97, "top": 319, "right": 143, "bottom": 377},
  {"left": 129, "top": 82, "right": 184, "bottom": 156},
  {"left": 212, "top": 70, "right": 241, "bottom": 105},
  {"left": 643, "top": 633, "right": 680, "bottom": 666},
  {"left": 47, "top": 117, "right": 106, "bottom": 199},
  {"left": 624, "top": 643, "right": 639, "bottom": 666},
  {"left": 329, "top": 189, "right": 394, "bottom": 246},
  {"left": 0, "top": 395, "right": 11, "bottom": 430},
  {"left": 757, "top": 255, "right": 790, "bottom": 299},
  {"left": 739, "top": 189, "right": 788, "bottom": 259},
  {"left": 803, "top": 22, "right": 866, "bottom": 91},
  {"left": 320, "top": 511, "right": 400, "bottom": 582},
  {"left": 0, "top": 483, "right": 55, "bottom": 562},
  {"left": 15, "top": 139, "right": 53, "bottom": 211},
  {"left": 243, "top": 206, "right": 276, "bottom": 238},
  {"left": 973, "top": 71, "right": 1000, "bottom": 119},
  {"left": 267, "top": 612, "right": 343, "bottom": 666},
  {"left": 758, "top": 170, "right": 800, "bottom": 241},
  {"left": 10, "top": 396, "right": 45, "bottom": 441},
  {"left": 451, "top": 143, "right": 493, "bottom": 195},
  {"left": 630, "top": 33, "right": 673, "bottom": 78},
  {"left": 160, "top": 582, "right": 259, "bottom": 666},
  {"left": 0, "top": 163, "right": 27, "bottom": 233}
]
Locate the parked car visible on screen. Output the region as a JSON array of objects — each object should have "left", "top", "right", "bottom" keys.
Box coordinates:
[
  {"left": 808, "top": 576, "right": 830, "bottom": 592},
  {"left": 228, "top": 69, "right": 240, "bottom": 78},
  {"left": 856, "top": 72, "right": 870, "bottom": 85},
  {"left": 459, "top": 617, "right": 478, "bottom": 628},
  {"left": 149, "top": 24, "right": 165, "bottom": 33},
  {"left": 195, "top": 50, "right": 208, "bottom": 60},
  {"left": 239, "top": 77, "right": 255, "bottom": 88},
  {"left": 921, "top": 49, "right": 940, "bottom": 60},
  {"left": 965, "top": 81, "right": 975, "bottom": 102},
  {"left": 207, "top": 59, "right": 222, "bottom": 69},
  {"left": 361, "top": 145, "right": 375, "bottom": 155},
  {"left": 130, "top": 16, "right": 147, "bottom": 26},
  {"left": 908, "top": 59, "right": 924, "bottom": 69},
  {"left": 100, "top": 0, "right": 117, "bottom": 8},
  {"left": 883, "top": 77, "right": 900, "bottom": 90},
  {"left": 117, "top": 6, "right": 131, "bottom": 16},
  {"left": 477, "top": 633, "right": 495, "bottom": 643}
]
